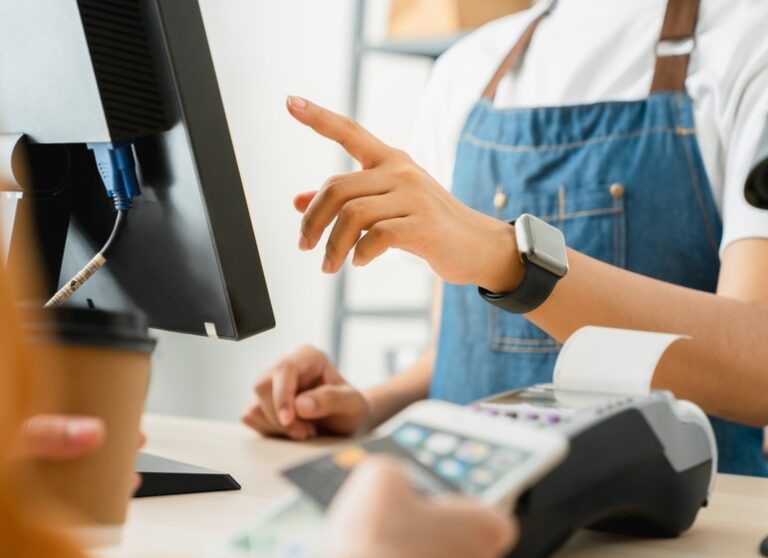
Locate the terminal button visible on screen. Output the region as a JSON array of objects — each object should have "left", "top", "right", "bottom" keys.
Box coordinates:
[{"left": 425, "top": 433, "right": 460, "bottom": 455}]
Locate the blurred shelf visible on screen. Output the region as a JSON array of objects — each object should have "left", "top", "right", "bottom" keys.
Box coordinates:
[
  {"left": 342, "top": 307, "right": 431, "bottom": 320},
  {"left": 330, "top": 3, "right": 465, "bottom": 363},
  {"left": 360, "top": 33, "right": 468, "bottom": 60}
]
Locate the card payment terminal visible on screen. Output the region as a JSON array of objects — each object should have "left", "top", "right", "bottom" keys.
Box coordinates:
[
  {"left": 279, "top": 384, "right": 716, "bottom": 558},
  {"left": 478, "top": 384, "right": 717, "bottom": 558}
]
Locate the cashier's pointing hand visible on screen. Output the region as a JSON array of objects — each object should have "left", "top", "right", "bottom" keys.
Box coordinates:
[{"left": 286, "top": 96, "right": 523, "bottom": 295}]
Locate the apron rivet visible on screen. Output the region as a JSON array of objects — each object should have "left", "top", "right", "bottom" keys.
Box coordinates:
[
  {"left": 493, "top": 188, "right": 508, "bottom": 209},
  {"left": 609, "top": 183, "right": 626, "bottom": 199}
]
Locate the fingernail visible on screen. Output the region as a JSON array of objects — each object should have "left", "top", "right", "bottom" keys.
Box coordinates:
[
  {"left": 299, "top": 233, "right": 310, "bottom": 251},
  {"left": 278, "top": 409, "right": 292, "bottom": 427},
  {"left": 287, "top": 95, "right": 308, "bottom": 110},
  {"left": 67, "top": 418, "right": 100, "bottom": 440},
  {"left": 296, "top": 395, "right": 317, "bottom": 414},
  {"left": 322, "top": 256, "right": 333, "bottom": 273},
  {"left": 288, "top": 425, "right": 307, "bottom": 441}
]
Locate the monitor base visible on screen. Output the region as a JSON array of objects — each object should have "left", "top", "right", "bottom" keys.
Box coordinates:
[{"left": 133, "top": 452, "right": 241, "bottom": 497}]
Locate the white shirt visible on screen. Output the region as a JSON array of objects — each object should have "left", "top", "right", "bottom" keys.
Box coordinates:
[{"left": 409, "top": 0, "right": 768, "bottom": 254}]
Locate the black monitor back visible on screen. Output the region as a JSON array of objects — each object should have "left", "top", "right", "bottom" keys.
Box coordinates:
[{"left": 0, "top": 0, "right": 275, "bottom": 340}]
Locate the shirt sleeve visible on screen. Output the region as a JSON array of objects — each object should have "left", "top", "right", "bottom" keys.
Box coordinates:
[{"left": 720, "top": 47, "right": 768, "bottom": 253}]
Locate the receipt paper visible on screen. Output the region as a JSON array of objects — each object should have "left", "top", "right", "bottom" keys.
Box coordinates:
[{"left": 553, "top": 326, "right": 689, "bottom": 395}]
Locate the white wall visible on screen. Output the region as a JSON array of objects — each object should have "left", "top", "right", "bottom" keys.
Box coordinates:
[{"left": 146, "top": 0, "right": 435, "bottom": 421}]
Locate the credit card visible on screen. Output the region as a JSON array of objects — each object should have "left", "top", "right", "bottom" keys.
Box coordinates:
[{"left": 281, "top": 435, "right": 458, "bottom": 509}]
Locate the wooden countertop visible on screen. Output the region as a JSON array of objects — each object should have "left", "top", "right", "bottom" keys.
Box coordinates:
[{"left": 96, "top": 414, "right": 768, "bottom": 558}]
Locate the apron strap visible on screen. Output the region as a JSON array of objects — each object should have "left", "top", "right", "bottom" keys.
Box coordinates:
[
  {"left": 650, "top": 0, "right": 701, "bottom": 93},
  {"left": 481, "top": 0, "right": 700, "bottom": 102},
  {"left": 481, "top": 7, "right": 553, "bottom": 100}
]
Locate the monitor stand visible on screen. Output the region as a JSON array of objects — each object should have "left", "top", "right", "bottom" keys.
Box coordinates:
[{"left": 133, "top": 452, "right": 240, "bottom": 498}]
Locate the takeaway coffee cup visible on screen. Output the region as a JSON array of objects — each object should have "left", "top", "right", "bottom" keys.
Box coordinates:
[{"left": 20, "top": 306, "right": 155, "bottom": 545}]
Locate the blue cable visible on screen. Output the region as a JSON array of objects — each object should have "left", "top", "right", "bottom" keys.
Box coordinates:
[{"left": 87, "top": 141, "right": 141, "bottom": 211}]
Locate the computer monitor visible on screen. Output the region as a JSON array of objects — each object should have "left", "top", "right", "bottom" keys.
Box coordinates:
[
  {"left": 0, "top": 0, "right": 275, "bottom": 340},
  {"left": 0, "top": 0, "right": 275, "bottom": 495}
]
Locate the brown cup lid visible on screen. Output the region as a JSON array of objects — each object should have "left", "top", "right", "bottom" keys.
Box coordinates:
[{"left": 20, "top": 306, "right": 156, "bottom": 354}]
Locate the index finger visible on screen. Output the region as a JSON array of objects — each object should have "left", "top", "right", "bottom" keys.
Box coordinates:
[{"left": 287, "top": 96, "right": 391, "bottom": 168}]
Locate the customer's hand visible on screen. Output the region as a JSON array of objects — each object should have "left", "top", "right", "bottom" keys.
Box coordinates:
[
  {"left": 287, "top": 95, "right": 523, "bottom": 295},
  {"left": 22, "top": 414, "right": 145, "bottom": 492},
  {"left": 242, "top": 345, "right": 370, "bottom": 441},
  {"left": 324, "top": 458, "right": 516, "bottom": 558}
]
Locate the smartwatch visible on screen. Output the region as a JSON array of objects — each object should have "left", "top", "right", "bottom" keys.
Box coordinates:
[{"left": 479, "top": 214, "right": 569, "bottom": 314}]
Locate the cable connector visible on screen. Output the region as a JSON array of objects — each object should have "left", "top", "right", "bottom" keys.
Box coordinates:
[
  {"left": 87, "top": 141, "right": 141, "bottom": 211},
  {"left": 46, "top": 142, "right": 137, "bottom": 307}
]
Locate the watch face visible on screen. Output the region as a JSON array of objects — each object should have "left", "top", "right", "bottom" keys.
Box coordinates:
[{"left": 517, "top": 215, "right": 569, "bottom": 277}]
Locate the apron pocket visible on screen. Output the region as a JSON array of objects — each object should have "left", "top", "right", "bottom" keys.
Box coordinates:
[{"left": 489, "top": 183, "right": 626, "bottom": 354}]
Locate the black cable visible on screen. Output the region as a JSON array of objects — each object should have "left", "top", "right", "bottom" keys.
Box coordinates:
[
  {"left": 45, "top": 210, "right": 128, "bottom": 307},
  {"left": 101, "top": 210, "right": 128, "bottom": 257}
]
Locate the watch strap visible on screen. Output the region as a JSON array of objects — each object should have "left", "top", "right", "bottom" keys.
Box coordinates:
[{"left": 478, "top": 254, "right": 559, "bottom": 314}]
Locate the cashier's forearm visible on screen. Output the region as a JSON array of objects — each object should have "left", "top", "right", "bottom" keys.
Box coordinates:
[
  {"left": 363, "top": 349, "right": 434, "bottom": 429},
  {"left": 526, "top": 247, "right": 768, "bottom": 426}
]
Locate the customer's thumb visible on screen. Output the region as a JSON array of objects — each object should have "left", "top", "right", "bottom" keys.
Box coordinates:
[
  {"left": 295, "top": 385, "right": 351, "bottom": 419},
  {"left": 434, "top": 499, "right": 518, "bottom": 554}
]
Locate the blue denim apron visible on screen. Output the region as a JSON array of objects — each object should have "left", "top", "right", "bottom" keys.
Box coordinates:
[{"left": 430, "top": 1, "right": 767, "bottom": 477}]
